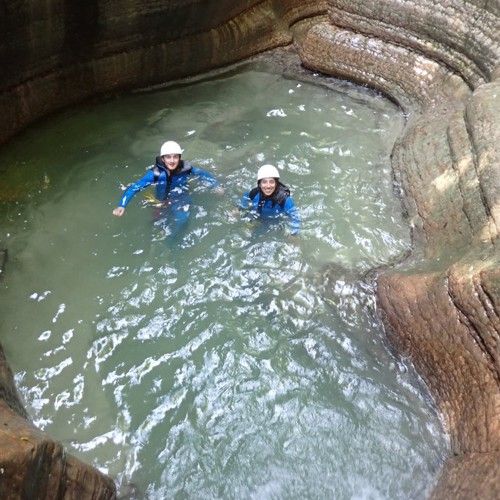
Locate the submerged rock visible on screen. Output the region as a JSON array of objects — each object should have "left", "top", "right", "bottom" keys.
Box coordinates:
[{"left": 0, "top": 249, "right": 6, "bottom": 281}]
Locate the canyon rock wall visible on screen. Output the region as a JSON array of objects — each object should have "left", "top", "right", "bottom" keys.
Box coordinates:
[
  {"left": 0, "top": 0, "right": 326, "bottom": 146},
  {"left": 297, "top": 1, "right": 499, "bottom": 497},
  {"left": 1, "top": 0, "right": 499, "bottom": 498}
]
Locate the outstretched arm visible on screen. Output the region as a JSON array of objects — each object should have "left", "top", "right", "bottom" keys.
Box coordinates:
[
  {"left": 113, "top": 170, "right": 155, "bottom": 216},
  {"left": 191, "top": 166, "right": 219, "bottom": 188},
  {"left": 239, "top": 191, "right": 252, "bottom": 210}
]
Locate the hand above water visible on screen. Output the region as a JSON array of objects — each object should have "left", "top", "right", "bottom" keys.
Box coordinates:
[{"left": 113, "top": 207, "right": 125, "bottom": 217}]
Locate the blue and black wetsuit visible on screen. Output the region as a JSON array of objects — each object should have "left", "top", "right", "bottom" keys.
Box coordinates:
[
  {"left": 240, "top": 182, "right": 300, "bottom": 235},
  {"left": 118, "top": 157, "right": 218, "bottom": 225}
]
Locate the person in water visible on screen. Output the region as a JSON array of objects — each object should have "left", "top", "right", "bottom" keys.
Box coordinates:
[
  {"left": 240, "top": 164, "right": 300, "bottom": 235},
  {"left": 112, "top": 141, "right": 220, "bottom": 228}
]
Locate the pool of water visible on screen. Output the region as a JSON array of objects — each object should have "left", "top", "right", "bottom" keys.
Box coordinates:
[{"left": 0, "top": 67, "right": 447, "bottom": 498}]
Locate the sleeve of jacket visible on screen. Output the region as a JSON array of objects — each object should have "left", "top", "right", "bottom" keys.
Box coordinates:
[
  {"left": 239, "top": 191, "right": 252, "bottom": 209},
  {"left": 283, "top": 197, "right": 300, "bottom": 235},
  {"left": 190, "top": 166, "right": 219, "bottom": 187},
  {"left": 118, "top": 170, "right": 155, "bottom": 208}
]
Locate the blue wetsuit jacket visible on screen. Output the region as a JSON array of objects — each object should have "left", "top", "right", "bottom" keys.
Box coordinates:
[
  {"left": 240, "top": 184, "right": 300, "bottom": 235},
  {"left": 118, "top": 157, "right": 218, "bottom": 208}
]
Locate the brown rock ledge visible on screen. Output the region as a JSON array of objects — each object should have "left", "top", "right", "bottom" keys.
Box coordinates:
[{"left": 0, "top": 348, "right": 116, "bottom": 498}]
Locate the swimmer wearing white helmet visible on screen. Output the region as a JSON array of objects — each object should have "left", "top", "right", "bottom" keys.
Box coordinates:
[
  {"left": 112, "top": 141, "right": 221, "bottom": 222},
  {"left": 239, "top": 164, "right": 300, "bottom": 235}
]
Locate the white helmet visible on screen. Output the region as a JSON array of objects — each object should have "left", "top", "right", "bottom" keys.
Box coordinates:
[
  {"left": 160, "top": 141, "right": 183, "bottom": 156},
  {"left": 257, "top": 164, "right": 280, "bottom": 181}
]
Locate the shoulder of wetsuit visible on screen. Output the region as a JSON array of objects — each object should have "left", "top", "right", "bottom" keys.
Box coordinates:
[
  {"left": 249, "top": 187, "right": 259, "bottom": 200},
  {"left": 274, "top": 183, "right": 291, "bottom": 208},
  {"left": 179, "top": 160, "right": 192, "bottom": 174},
  {"left": 171, "top": 160, "right": 192, "bottom": 177}
]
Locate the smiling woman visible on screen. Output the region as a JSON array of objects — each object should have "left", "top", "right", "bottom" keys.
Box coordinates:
[
  {"left": 239, "top": 164, "right": 301, "bottom": 235},
  {"left": 0, "top": 67, "right": 447, "bottom": 498}
]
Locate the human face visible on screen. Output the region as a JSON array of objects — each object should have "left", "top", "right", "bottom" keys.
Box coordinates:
[
  {"left": 162, "top": 154, "right": 180, "bottom": 171},
  {"left": 259, "top": 177, "right": 277, "bottom": 197}
]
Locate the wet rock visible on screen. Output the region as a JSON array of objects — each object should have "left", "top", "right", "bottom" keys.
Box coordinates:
[
  {"left": 0, "top": 0, "right": 324, "bottom": 146},
  {"left": 0, "top": 345, "right": 117, "bottom": 498},
  {"left": 0, "top": 401, "right": 116, "bottom": 499},
  {"left": 430, "top": 452, "right": 500, "bottom": 500},
  {"left": 0, "top": 344, "right": 28, "bottom": 420},
  {"left": 377, "top": 259, "right": 500, "bottom": 453}
]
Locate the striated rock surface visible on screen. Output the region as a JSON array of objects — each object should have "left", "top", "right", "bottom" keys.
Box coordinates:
[
  {"left": 298, "top": 1, "right": 499, "bottom": 498},
  {"left": 0, "top": 0, "right": 499, "bottom": 498},
  {"left": 430, "top": 451, "right": 500, "bottom": 500},
  {"left": 0, "top": 346, "right": 116, "bottom": 498},
  {"left": 0, "top": 0, "right": 327, "bottom": 146}
]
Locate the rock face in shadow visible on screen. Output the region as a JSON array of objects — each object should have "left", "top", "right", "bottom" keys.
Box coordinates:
[
  {"left": 0, "top": 0, "right": 499, "bottom": 498},
  {"left": 0, "top": 0, "right": 327, "bottom": 146}
]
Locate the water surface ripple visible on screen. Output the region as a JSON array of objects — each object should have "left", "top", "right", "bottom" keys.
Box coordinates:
[{"left": 0, "top": 69, "right": 447, "bottom": 499}]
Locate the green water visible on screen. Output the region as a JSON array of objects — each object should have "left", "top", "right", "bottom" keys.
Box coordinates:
[{"left": 0, "top": 68, "right": 447, "bottom": 498}]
